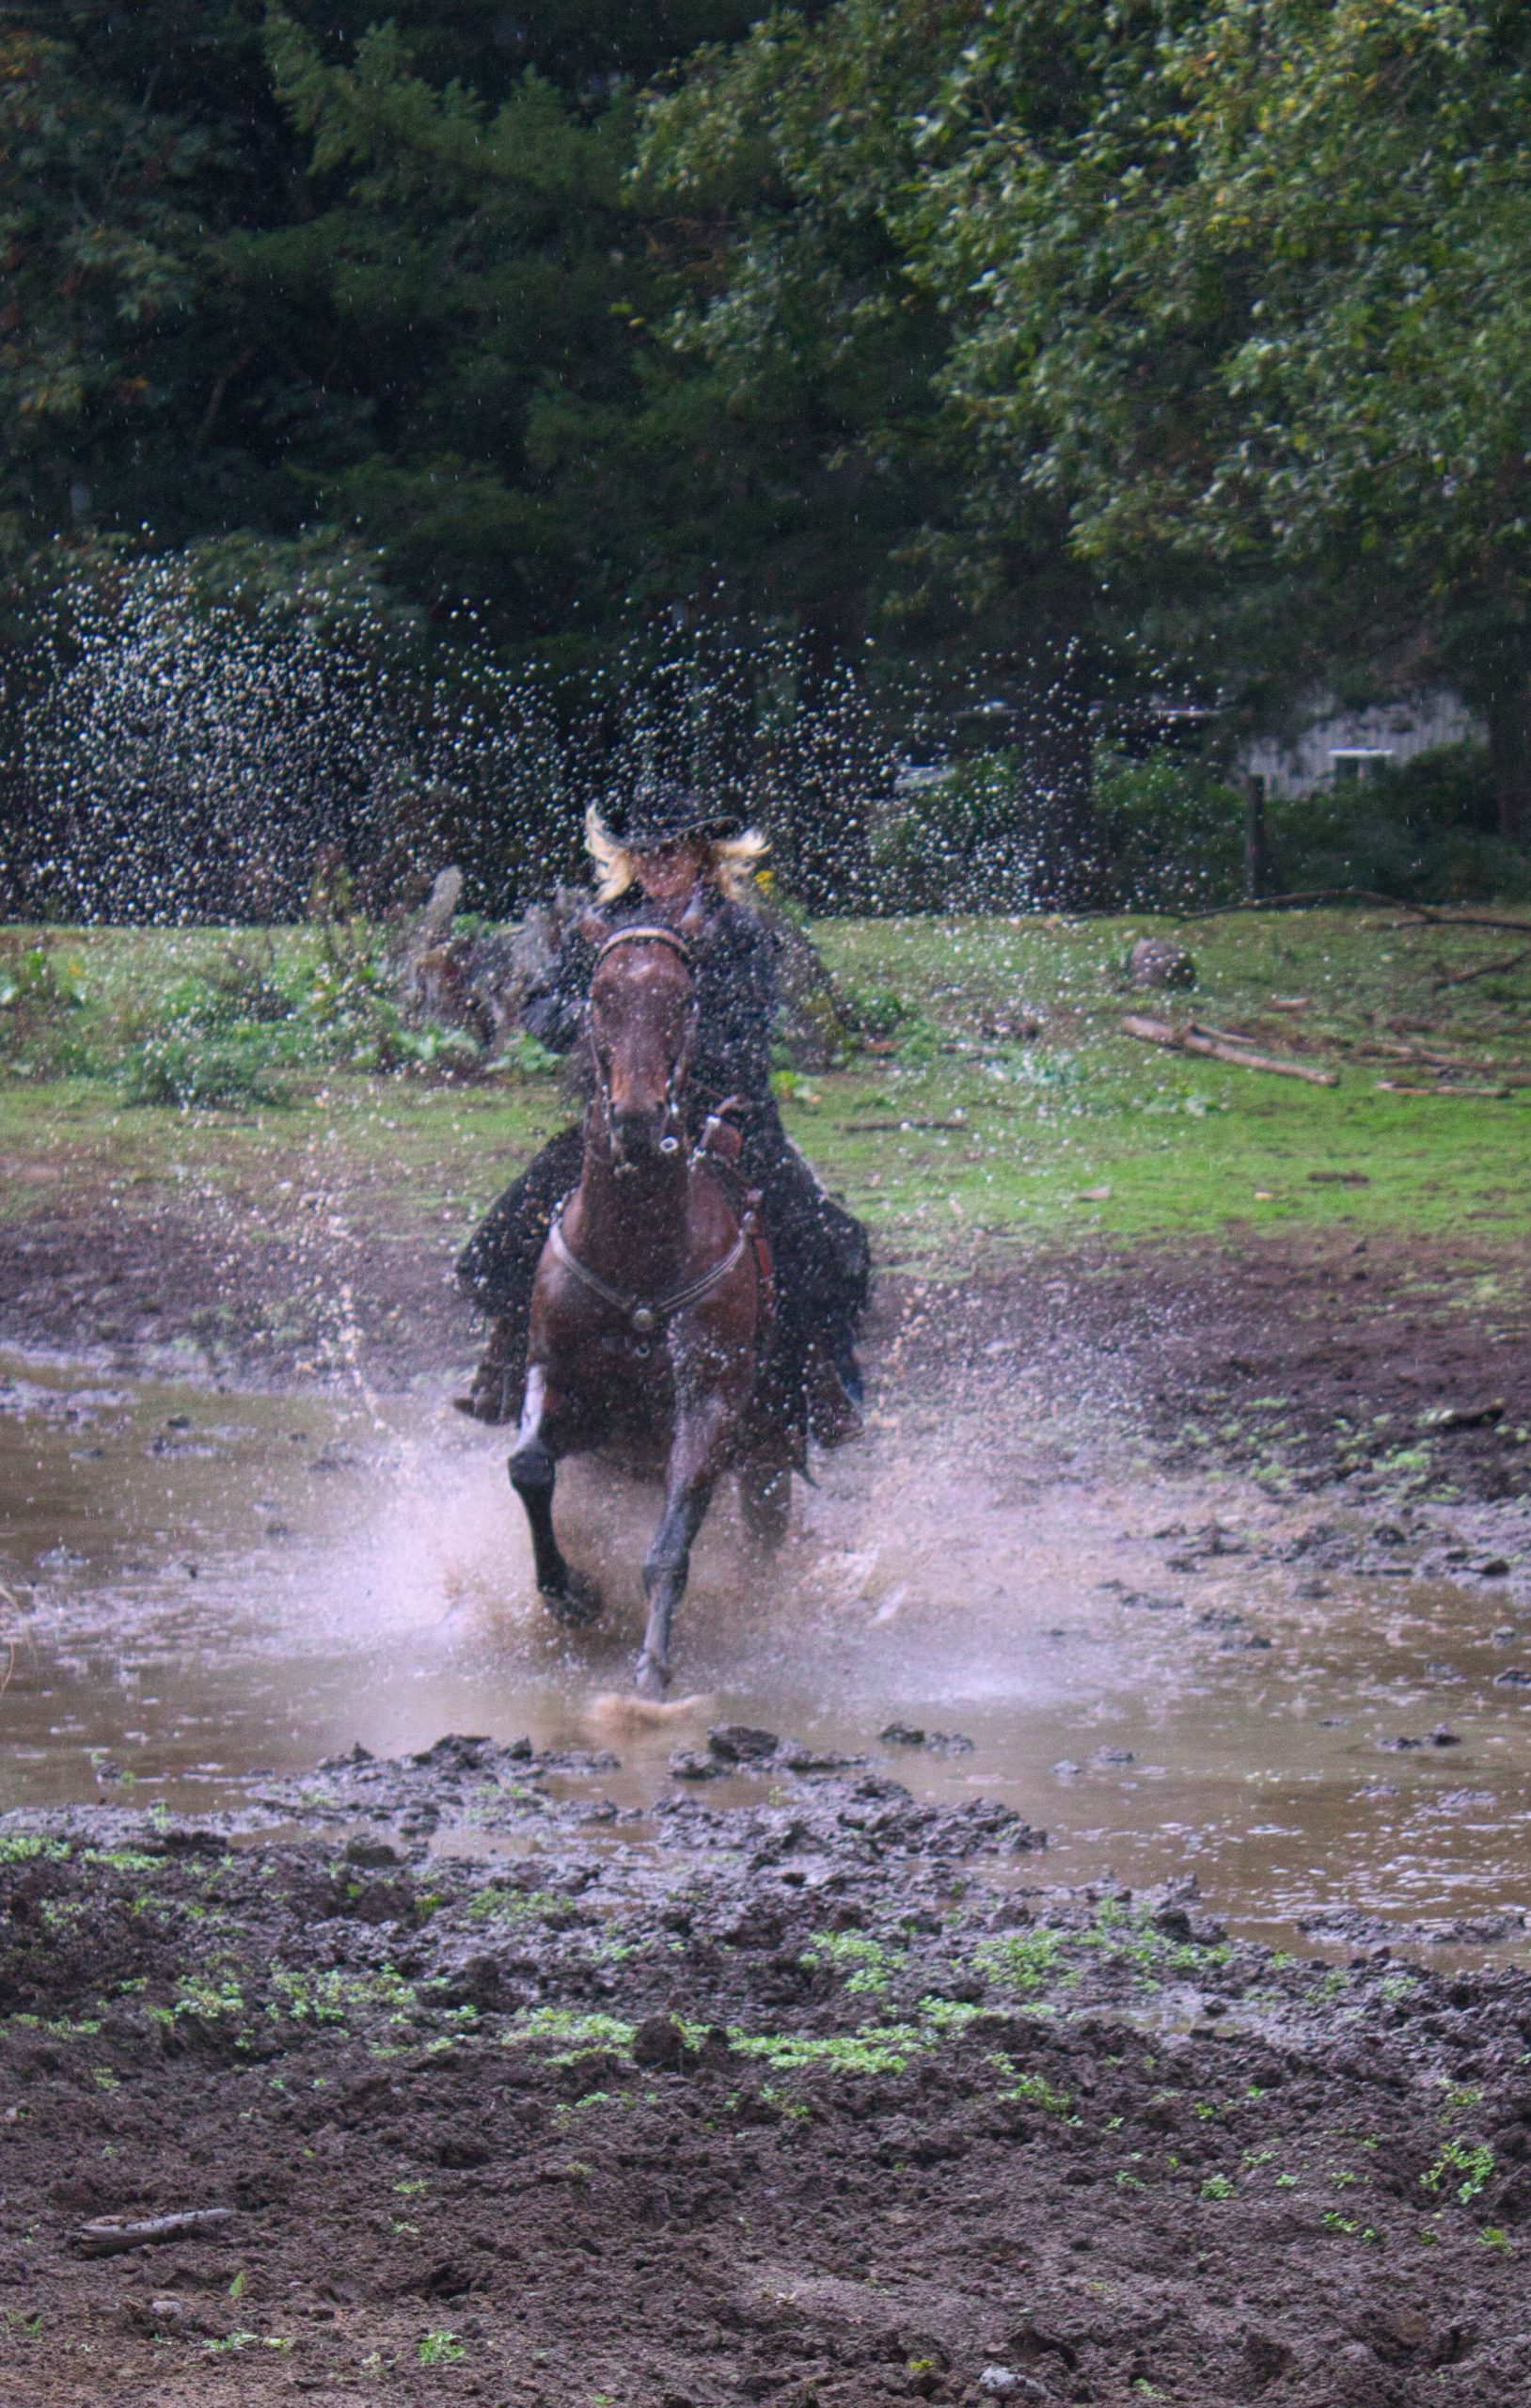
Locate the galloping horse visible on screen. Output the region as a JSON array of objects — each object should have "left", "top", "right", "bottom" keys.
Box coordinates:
[{"left": 506, "top": 901, "right": 791, "bottom": 1694}]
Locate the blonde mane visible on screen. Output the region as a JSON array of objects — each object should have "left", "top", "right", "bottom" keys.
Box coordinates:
[{"left": 584, "top": 804, "right": 767, "bottom": 907}]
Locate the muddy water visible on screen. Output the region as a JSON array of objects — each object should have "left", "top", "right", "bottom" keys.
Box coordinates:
[{"left": 2, "top": 1347, "right": 1528, "bottom": 1952}]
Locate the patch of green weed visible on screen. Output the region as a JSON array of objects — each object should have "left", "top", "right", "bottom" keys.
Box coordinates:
[
  {"left": 992, "top": 2056, "right": 1071, "bottom": 2116},
  {"left": 418, "top": 2331, "right": 466, "bottom": 2367},
  {"left": 802, "top": 1929, "right": 904, "bottom": 1994},
  {"left": 0, "top": 1835, "right": 69, "bottom": 1864},
  {"left": 501, "top": 2008, "right": 636, "bottom": 2057},
  {"left": 1423, "top": 2139, "right": 1495, "bottom": 2205},
  {"left": 972, "top": 1926, "right": 1069, "bottom": 1995},
  {"left": 728, "top": 2024, "right": 923, "bottom": 2077}
]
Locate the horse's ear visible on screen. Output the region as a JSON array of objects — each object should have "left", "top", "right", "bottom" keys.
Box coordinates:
[
  {"left": 576, "top": 908, "right": 611, "bottom": 948},
  {"left": 677, "top": 890, "right": 712, "bottom": 948}
]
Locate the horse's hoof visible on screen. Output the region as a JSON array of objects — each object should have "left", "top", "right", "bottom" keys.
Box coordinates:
[
  {"left": 633, "top": 1653, "right": 671, "bottom": 1700},
  {"left": 541, "top": 1571, "right": 602, "bottom": 1628}
]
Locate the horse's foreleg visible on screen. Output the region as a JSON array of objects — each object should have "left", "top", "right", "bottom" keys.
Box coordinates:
[
  {"left": 635, "top": 1395, "right": 734, "bottom": 1697},
  {"left": 508, "top": 1368, "right": 601, "bottom": 1626}
]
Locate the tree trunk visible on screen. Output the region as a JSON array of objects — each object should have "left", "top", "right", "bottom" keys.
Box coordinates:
[
  {"left": 1242, "top": 773, "right": 1271, "bottom": 900},
  {"left": 1486, "top": 673, "right": 1531, "bottom": 843}
]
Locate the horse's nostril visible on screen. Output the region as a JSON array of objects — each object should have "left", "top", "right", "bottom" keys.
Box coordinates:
[{"left": 613, "top": 1110, "right": 661, "bottom": 1156}]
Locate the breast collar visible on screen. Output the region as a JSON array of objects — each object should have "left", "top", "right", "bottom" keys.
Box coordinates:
[{"left": 548, "top": 1204, "right": 751, "bottom": 1338}]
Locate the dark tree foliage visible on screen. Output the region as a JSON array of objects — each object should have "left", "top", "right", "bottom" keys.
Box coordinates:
[
  {"left": 2, "top": 1, "right": 767, "bottom": 649},
  {"left": 3, "top": 0, "right": 1529, "bottom": 917}
]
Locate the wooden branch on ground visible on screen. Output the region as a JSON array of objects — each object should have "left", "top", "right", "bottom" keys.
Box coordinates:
[
  {"left": 1121, "top": 1015, "right": 1339, "bottom": 1085},
  {"left": 74, "top": 2208, "right": 236, "bottom": 2257},
  {"left": 1404, "top": 911, "right": 1531, "bottom": 934},
  {"left": 841, "top": 1118, "right": 973, "bottom": 1133},
  {"left": 1352, "top": 1035, "right": 1511, "bottom": 1072},
  {"left": 1171, "top": 888, "right": 1418, "bottom": 922},
  {"left": 1433, "top": 946, "right": 1531, "bottom": 989},
  {"left": 1187, "top": 1020, "right": 1271, "bottom": 1048},
  {"left": 1351, "top": 1036, "right": 1430, "bottom": 1060},
  {"left": 1374, "top": 1081, "right": 1513, "bottom": 1099},
  {"left": 1172, "top": 889, "right": 1531, "bottom": 935}
]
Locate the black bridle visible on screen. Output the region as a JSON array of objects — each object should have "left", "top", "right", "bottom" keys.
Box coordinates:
[
  {"left": 586, "top": 925, "right": 697, "bottom": 1172},
  {"left": 559, "top": 922, "right": 759, "bottom": 1339}
]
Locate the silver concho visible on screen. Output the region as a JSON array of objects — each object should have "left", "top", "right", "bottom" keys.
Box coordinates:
[{"left": 630, "top": 1306, "right": 657, "bottom": 1335}]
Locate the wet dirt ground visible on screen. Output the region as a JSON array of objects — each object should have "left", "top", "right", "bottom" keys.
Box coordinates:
[
  {"left": 3, "top": 1338, "right": 1529, "bottom": 1952},
  {"left": 2, "top": 1248, "right": 1529, "bottom": 2404},
  {"left": 3, "top": 1749, "right": 1531, "bottom": 2407},
  {"left": 3, "top": 1165, "right": 1528, "bottom": 1497}
]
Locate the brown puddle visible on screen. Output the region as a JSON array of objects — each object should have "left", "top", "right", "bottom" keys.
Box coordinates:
[{"left": 2, "top": 1345, "right": 1527, "bottom": 1956}]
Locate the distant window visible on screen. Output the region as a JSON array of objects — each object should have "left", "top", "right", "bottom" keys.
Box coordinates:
[{"left": 1330, "top": 747, "right": 1395, "bottom": 784}]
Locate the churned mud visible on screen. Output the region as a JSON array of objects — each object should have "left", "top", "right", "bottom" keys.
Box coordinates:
[
  {"left": 0, "top": 1743, "right": 1521, "bottom": 2398},
  {"left": 5, "top": 1325, "right": 1530, "bottom": 1939},
  {"left": 4, "top": 1078, "right": 1529, "bottom": 2404},
  {"left": 883, "top": 1234, "right": 1531, "bottom": 1505},
  {"left": 2, "top": 1743, "right": 1530, "bottom": 2406}
]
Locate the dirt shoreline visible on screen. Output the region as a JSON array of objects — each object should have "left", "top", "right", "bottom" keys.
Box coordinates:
[
  {"left": 3, "top": 1189, "right": 1527, "bottom": 1501},
  {"left": 2, "top": 1739, "right": 1529, "bottom": 2406}
]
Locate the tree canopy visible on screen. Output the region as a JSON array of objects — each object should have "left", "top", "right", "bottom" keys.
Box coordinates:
[
  {"left": 4, "top": 0, "right": 1530, "bottom": 902},
  {"left": 904, "top": 0, "right": 1531, "bottom": 832}
]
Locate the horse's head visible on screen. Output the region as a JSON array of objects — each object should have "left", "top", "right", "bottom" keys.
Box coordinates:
[{"left": 583, "top": 916, "right": 699, "bottom": 1164}]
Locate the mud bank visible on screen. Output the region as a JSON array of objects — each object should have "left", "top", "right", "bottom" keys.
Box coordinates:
[
  {"left": 2, "top": 1739, "right": 1529, "bottom": 2406},
  {"left": 4, "top": 1178, "right": 1527, "bottom": 1502},
  {"left": 880, "top": 1236, "right": 1531, "bottom": 1506}
]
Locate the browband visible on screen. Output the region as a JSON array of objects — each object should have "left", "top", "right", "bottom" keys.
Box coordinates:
[{"left": 593, "top": 925, "right": 693, "bottom": 968}]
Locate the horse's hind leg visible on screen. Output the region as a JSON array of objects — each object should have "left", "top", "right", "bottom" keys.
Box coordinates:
[
  {"left": 508, "top": 1368, "right": 601, "bottom": 1626},
  {"left": 739, "top": 1454, "right": 792, "bottom": 1554},
  {"left": 636, "top": 1396, "right": 733, "bottom": 1697}
]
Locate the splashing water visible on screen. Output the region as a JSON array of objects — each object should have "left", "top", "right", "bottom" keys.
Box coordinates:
[
  {"left": 13, "top": 552, "right": 1171, "bottom": 921},
  {"left": 5, "top": 1350, "right": 1531, "bottom": 1956},
  {"left": 18, "top": 555, "right": 572, "bottom": 922}
]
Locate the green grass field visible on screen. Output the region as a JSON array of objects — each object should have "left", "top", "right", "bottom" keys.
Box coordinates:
[
  {"left": 2, "top": 910, "right": 1528, "bottom": 1273},
  {"left": 810, "top": 911, "right": 1531, "bottom": 1259}
]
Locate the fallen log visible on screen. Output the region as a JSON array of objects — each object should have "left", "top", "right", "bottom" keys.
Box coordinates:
[
  {"left": 1188, "top": 1019, "right": 1274, "bottom": 1049},
  {"left": 841, "top": 1117, "right": 972, "bottom": 1133},
  {"left": 1173, "top": 888, "right": 1416, "bottom": 921},
  {"left": 1405, "top": 910, "right": 1531, "bottom": 935},
  {"left": 1352, "top": 1037, "right": 1439, "bottom": 1061},
  {"left": 1375, "top": 1080, "right": 1513, "bottom": 1099},
  {"left": 1121, "top": 1015, "right": 1339, "bottom": 1085},
  {"left": 1354, "top": 1037, "right": 1510, "bottom": 1073}
]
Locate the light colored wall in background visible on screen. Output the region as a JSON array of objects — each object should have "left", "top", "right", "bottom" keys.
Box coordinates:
[{"left": 1243, "top": 692, "right": 1483, "bottom": 798}]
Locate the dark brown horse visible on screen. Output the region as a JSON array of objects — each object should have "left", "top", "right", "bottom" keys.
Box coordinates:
[{"left": 506, "top": 907, "right": 791, "bottom": 1694}]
